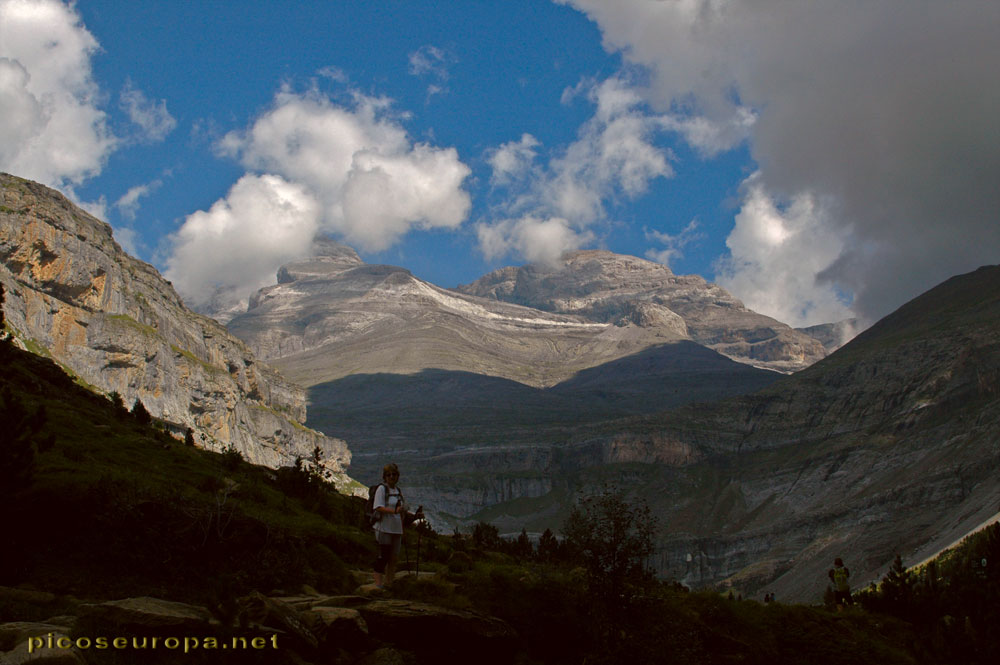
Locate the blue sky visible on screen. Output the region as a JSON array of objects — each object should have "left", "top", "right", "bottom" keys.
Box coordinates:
[{"left": 2, "top": 1, "right": 998, "bottom": 329}]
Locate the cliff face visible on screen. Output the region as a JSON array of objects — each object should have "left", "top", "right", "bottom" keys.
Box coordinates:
[
  {"left": 455, "top": 250, "right": 828, "bottom": 373},
  {"left": 0, "top": 174, "right": 356, "bottom": 491}
]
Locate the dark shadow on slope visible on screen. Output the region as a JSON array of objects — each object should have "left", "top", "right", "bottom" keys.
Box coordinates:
[
  {"left": 549, "top": 340, "right": 781, "bottom": 412},
  {"left": 305, "top": 341, "right": 781, "bottom": 470}
]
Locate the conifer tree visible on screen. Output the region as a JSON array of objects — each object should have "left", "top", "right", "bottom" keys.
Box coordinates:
[
  {"left": 538, "top": 528, "right": 560, "bottom": 562},
  {"left": 109, "top": 391, "right": 128, "bottom": 419},
  {"left": 131, "top": 398, "right": 152, "bottom": 426}
]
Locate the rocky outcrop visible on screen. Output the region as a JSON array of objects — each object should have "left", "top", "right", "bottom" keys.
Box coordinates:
[
  {"left": 456, "top": 250, "right": 827, "bottom": 373},
  {"left": 0, "top": 174, "right": 355, "bottom": 490}
]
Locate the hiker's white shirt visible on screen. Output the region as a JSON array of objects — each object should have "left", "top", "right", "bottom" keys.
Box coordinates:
[{"left": 374, "top": 484, "right": 404, "bottom": 534}]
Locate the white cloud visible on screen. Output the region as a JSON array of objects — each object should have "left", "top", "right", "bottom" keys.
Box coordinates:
[
  {"left": 562, "top": 0, "right": 1000, "bottom": 321},
  {"left": 0, "top": 0, "right": 117, "bottom": 187},
  {"left": 78, "top": 195, "right": 107, "bottom": 222},
  {"left": 114, "top": 179, "right": 162, "bottom": 221},
  {"left": 550, "top": 77, "right": 673, "bottom": 214},
  {"left": 487, "top": 133, "right": 539, "bottom": 186},
  {"left": 164, "top": 174, "right": 320, "bottom": 309},
  {"left": 480, "top": 76, "right": 673, "bottom": 264},
  {"left": 408, "top": 45, "right": 455, "bottom": 99},
  {"left": 112, "top": 225, "right": 140, "bottom": 257},
  {"left": 119, "top": 79, "right": 176, "bottom": 143},
  {"left": 660, "top": 107, "right": 756, "bottom": 158},
  {"left": 215, "top": 87, "right": 470, "bottom": 255},
  {"left": 645, "top": 219, "right": 702, "bottom": 267},
  {"left": 477, "top": 216, "right": 594, "bottom": 267},
  {"left": 167, "top": 87, "right": 471, "bottom": 307},
  {"left": 408, "top": 45, "right": 452, "bottom": 79},
  {"left": 714, "top": 174, "right": 853, "bottom": 328}
]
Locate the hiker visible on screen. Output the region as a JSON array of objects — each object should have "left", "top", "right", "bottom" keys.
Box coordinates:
[
  {"left": 371, "top": 463, "right": 422, "bottom": 588},
  {"left": 828, "top": 557, "right": 853, "bottom": 608}
]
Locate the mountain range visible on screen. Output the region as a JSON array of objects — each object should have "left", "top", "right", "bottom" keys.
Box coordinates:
[{"left": 3, "top": 172, "right": 997, "bottom": 603}]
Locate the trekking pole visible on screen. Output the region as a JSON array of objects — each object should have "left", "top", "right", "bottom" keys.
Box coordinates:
[{"left": 404, "top": 531, "right": 411, "bottom": 572}]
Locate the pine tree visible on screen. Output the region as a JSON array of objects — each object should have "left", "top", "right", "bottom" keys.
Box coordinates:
[
  {"left": 515, "top": 528, "right": 534, "bottom": 560},
  {"left": 131, "top": 398, "right": 152, "bottom": 426},
  {"left": 184, "top": 427, "right": 196, "bottom": 447},
  {"left": 109, "top": 391, "right": 128, "bottom": 419},
  {"left": 538, "top": 528, "right": 559, "bottom": 562}
]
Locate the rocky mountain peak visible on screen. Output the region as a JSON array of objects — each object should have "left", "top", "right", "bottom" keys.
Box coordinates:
[
  {"left": 456, "top": 250, "right": 826, "bottom": 372},
  {"left": 276, "top": 237, "right": 364, "bottom": 284}
]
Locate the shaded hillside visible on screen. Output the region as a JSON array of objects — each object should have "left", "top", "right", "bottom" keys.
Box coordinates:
[
  {"left": 572, "top": 265, "right": 1000, "bottom": 600},
  {"left": 307, "top": 341, "right": 780, "bottom": 485}
]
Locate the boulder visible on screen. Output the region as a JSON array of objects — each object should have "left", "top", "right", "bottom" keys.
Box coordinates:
[
  {"left": 356, "top": 600, "right": 516, "bottom": 663},
  {"left": 77, "top": 597, "right": 216, "bottom": 631},
  {"left": 301, "top": 606, "right": 369, "bottom": 651},
  {"left": 0, "top": 631, "right": 84, "bottom": 665},
  {"left": 236, "top": 592, "right": 318, "bottom": 650},
  {"left": 0, "top": 623, "right": 72, "bottom": 652}
]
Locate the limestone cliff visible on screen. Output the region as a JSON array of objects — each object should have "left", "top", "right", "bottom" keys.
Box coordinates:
[
  {"left": 455, "top": 250, "right": 828, "bottom": 373},
  {"left": 0, "top": 173, "right": 357, "bottom": 492}
]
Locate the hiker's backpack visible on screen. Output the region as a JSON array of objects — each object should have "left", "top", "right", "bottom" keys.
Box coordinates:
[
  {"left": 832, "top": 566, "right": 850, "bottom": 592},
  {"left": 365, "top": 483, "right": 403, "bottom": 527}
]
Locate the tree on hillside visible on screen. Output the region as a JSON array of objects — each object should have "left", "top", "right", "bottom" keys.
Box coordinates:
[
  {"left": 472, "top": 521, "right": 503, "bottom": 551},
  {"left": 538, "top": 528, "right": 560, "bottom": 562},
  {"left": 514, "top": 528, "right": 533, "bottom": 560},
  {"left": 131, "top": 398, "right": 152, "bottom": 426},
  {"left": 563, "top": 486, "right": 658, "bottom": 647},
  {"left": 109, "top": 391, "right": 128, "bottom": 419}
]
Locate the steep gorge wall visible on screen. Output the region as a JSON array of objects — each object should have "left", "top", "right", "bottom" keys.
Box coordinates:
[{"left": 0, "top": 174, "right": 357, "bottom": 491}]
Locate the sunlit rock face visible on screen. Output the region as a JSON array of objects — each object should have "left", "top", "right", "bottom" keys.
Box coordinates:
[
  {"left": 456, "top": 250, "right": 828, "bottom": 373},
  {"left": 0, "top": 173, "right": 354, "bottom": 491}
]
